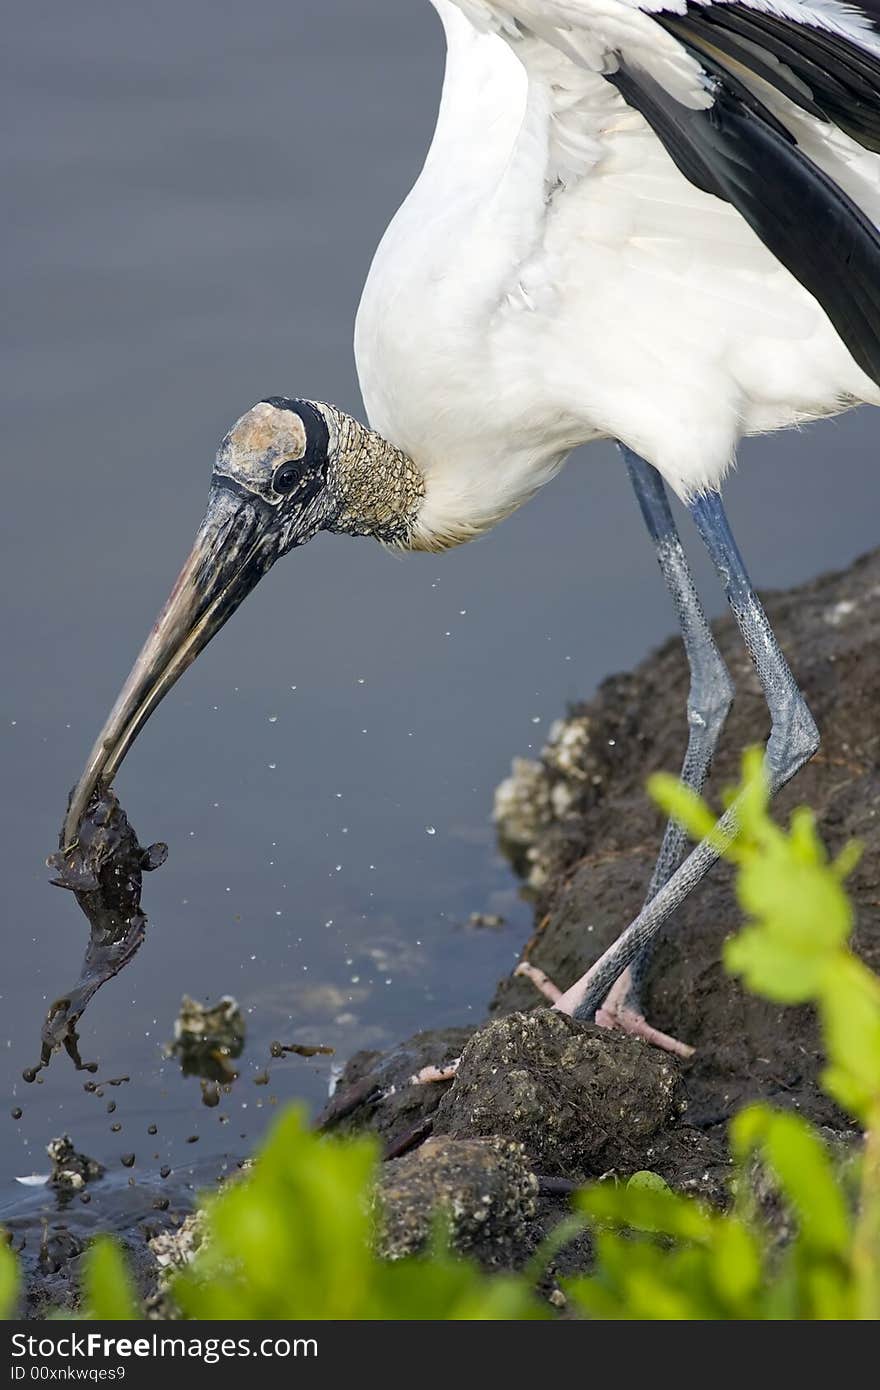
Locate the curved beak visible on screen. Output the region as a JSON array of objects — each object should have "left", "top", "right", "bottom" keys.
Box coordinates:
[{"left": 63, "top": 486, "right": 273, "bottom": 848}]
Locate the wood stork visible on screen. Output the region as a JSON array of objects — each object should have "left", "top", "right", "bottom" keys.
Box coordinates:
[{"left": 62, "top": 0, "right": 880, "bottom": 1054}]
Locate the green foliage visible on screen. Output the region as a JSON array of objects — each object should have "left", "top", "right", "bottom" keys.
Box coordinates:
[
  {"left": 567, "top": 1176, "right": 766, "bottom": 1319},
  {"left": 0, "top": 1237, "right": 18, "bottom": 1320},
  {"left": 566, "top": 750, "right": 880, "bottom": 1320},
  {"left": 82, "top": 1238, "right": 139, "bottom": 1320},
  {"left": 80, "top": 1108, "right": 542, "bottom": 1322}
]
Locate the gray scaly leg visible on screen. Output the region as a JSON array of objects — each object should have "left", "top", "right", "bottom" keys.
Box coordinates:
[
  {"left": 553, "top": 485, "right": 819, "bottom": 1024},
  {"left": 595, "top": 448, "right": 734, "bottom": 1051}
]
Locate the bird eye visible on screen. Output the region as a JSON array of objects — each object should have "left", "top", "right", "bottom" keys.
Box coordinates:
[{"left": 272, "top": 459, "right": 305, "bottom": 495}]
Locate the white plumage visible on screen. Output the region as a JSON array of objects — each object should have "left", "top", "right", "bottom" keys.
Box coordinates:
[{"left": 355, "top": 0, "right": 880, "bottom": 549}]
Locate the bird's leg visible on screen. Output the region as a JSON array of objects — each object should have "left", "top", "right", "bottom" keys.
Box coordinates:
[
  {"left": 514, "top": 449, "right": 730, "bottom": 1055},
  {"left": 595, "top": 447, "right": 734, "bottom": 1055},
  {"left": 552, "top": 485, "right": 819, "bottom": 1027}
]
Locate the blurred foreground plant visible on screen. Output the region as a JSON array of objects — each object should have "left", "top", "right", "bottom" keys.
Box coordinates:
[
  {"left": 79, "top": 1108, "right": 542, "bottom": 1321},
  {"left": 0, "top": 1239, "right": 17, "bottom": 1320}
]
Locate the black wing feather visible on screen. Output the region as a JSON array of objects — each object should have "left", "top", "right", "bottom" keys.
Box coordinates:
[
  {"left": 657, "top": 3, "right": 880, "bottom": 152},
  {"left": 659, "top": 11, "right": 830, "bottom": 122}
]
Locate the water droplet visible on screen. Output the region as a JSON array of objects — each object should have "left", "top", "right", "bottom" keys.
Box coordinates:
[
  {"left": 268, "top": 715, "right": 278, "bottom": 724},
  {"left": 425, "top": 825, "right": 436, "bottom": 836}
]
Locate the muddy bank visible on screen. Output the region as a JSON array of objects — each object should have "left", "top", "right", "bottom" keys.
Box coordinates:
[{"left": 323, "top": 548, "right": 880, "bottom": 1276}]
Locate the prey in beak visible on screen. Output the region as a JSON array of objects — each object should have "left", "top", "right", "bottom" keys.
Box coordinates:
[{"left": 62, "top": 398, "right": 338, "bottom": 848}]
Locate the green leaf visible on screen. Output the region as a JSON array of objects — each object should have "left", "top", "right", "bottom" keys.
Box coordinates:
[
  {"left": 577, "top": 1180, "right": 714, "bottom": 1243},
  {"left": 0, "top": 1236, "right": 19, "bottom": 1320},
  {"left": 735, "top": 747, "right": 771, "bottom": 833},
  {"left": 724, "top": 926, "right": 829, "bottom": 1003},
  {"left": 82, "top": 1239, "right": 140, "bottom": 1320},
  {"left": 626, "top": 1171, "right": 670, "bottom": 1195},
  {"left": 647, "top": 774, "right": 718, "bottom": 843},
  {"left": 732, "top": 1106, "right": 850, "bottom": 1257},
  {"left": 820, "top": 960, "right": 880, "bottom": 1120},
  {"left": 707, "top": 1220, "right": 763, "bottom": 1305}
]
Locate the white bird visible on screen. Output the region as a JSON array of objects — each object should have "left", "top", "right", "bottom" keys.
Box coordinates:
[{"left": 63, "top": 0, "right": 880, "bottom": 1054}]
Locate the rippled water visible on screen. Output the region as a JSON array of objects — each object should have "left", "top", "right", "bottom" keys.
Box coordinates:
[{"left": 2, "top": 1, "right": 877, "bottom": 1214}]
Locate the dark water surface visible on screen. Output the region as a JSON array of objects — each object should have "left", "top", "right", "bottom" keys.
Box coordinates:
[{"left": 2, "top": 2, "right": 877, "bottom": 1215}]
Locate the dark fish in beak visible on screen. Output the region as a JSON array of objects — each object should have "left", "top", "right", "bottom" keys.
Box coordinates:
[{"left": 36, "top": 783, "right": 168, "bottom": 1077}]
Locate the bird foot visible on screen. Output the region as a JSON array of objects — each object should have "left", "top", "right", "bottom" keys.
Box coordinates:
[
  {"left": 595, "top": 965, "right": 694, "bottom": 1057},
  {"left": 594, "top": 1001, "right": 695, "bottom": 1059},
  {"left": 513, "top": 960, "right": 562, "bottom": 1003},
  {"left": 514, "top": 958, "right": 695, "bottom": 1059},
  {"left": 409, "top": 1058, "right": 460, "bottom": 1086}
]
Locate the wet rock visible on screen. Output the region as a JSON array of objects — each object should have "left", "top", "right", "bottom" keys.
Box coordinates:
[
  {"left": 168, "top": 995, "right": 244, "bottom": 1083},
  {"left": 39, "top": 1226, "right": 85, "bottom": 1276},
  {"left": 47, "top": 1136, "right": 105, "bottom": 1192},
  {"left": 493, "top": 714, "right": 599, "bottom": 889},
  {"left": 377, "top": 1136, "right": 538, "bottom": 1265},
  {"left": 145, "top": 1212, "right": 207, "bottom": 1318},
  {"left": 467, "top": 913, "right": 505, "bottom": 929},
  {"left": 149, "top": 1211, "right": 206, "bottom": 1282},
  {"left": 434, "top": 1011, "right": 685, "bottom": 1181},
  {"left": 316, "top": 1026, "right": 476, "bottom": 1155},
  {"left": 493, "top": 757, "right": 554, "bottom": 882}
]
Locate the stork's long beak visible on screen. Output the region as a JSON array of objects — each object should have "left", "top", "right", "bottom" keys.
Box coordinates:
[{"left": 63, "top": 485, "right": 272, "bottom": 848}]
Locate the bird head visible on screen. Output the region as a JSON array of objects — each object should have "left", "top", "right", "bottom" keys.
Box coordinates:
[{"left": 61, "top": 396, "right": 423, "bottom": 847}]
